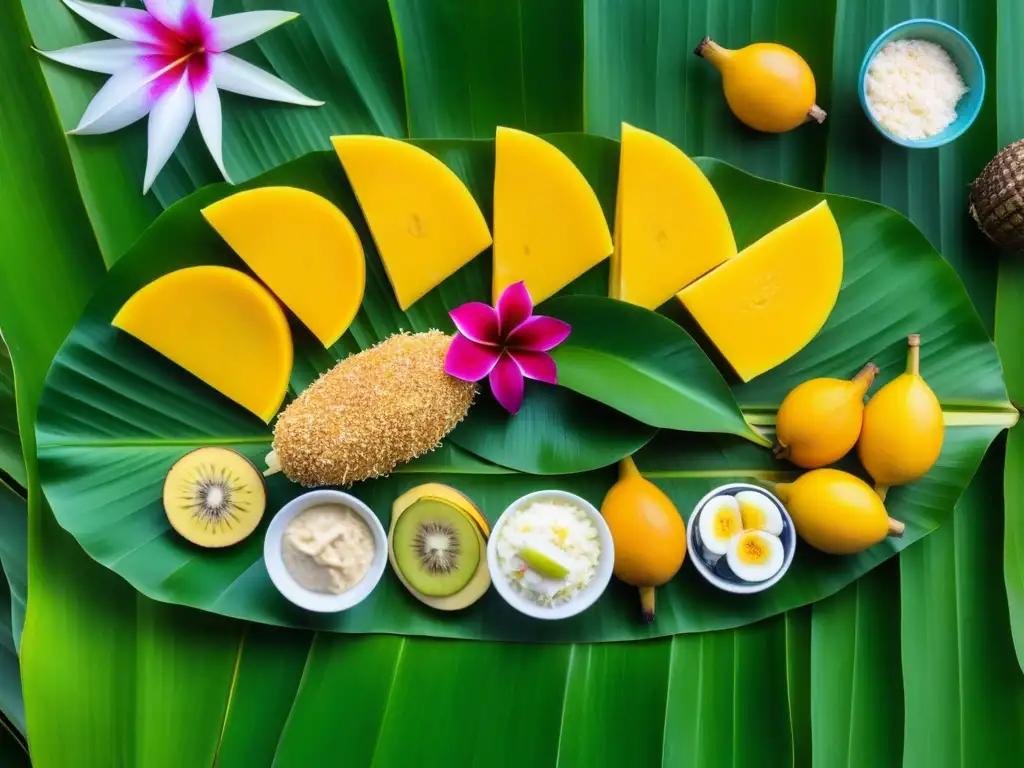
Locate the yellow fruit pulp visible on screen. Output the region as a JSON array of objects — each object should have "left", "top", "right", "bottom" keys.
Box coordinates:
[
  {"left": 699, "top": 39, "right": 822, "bottom": 133},
  {"left": 677, "top": 200, "right": 842, "bottom": 382},
  {"left": 858, "top": 336, "right": 944, "bottom": 489},
  {"left": 162, "top": 446, "right": 266, "bottom": 548},
  {"left": 600, "top": 458, "right": 686, "bottom": 586},
  {"left": 332, "top": 135, "right": 492, "bottom": 310},
  {"left": 774, "top": 468, "right": 902, "bottom": 555},
  {"left": 202, "top": 186, "right": 365, "bottom": 348},
  {"left": 774, "top": 362, "right": 878, "bottom": 469},
  {"left": 112, "top": 266, "right": 292, "bottom": 422},
  {"left": 611, "top": 124, "right": 737, "bottom": 309},
  {"left": 493, "top": 127, "right": 613, "bottom": 303}
]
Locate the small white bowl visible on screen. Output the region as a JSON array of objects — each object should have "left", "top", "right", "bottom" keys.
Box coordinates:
[
  {"left": 487, "top": 489, "right": 614, "bottom": 620},
  {"left": 264, "top": 489, "right": 387, "bottom": 612},
  {"left": 686, "top": 483, "right": 796, "bottom": 595}
]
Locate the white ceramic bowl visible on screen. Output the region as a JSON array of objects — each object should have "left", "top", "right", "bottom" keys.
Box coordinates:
[
  {"left": 686, "top": 482, "right": 796, "bottom": 595},
  {"left": 487, "top": 489, "right": 614, "bottom": 620},
  {"left": 264, "top": 489, "right": 388, "bottom": 612}
]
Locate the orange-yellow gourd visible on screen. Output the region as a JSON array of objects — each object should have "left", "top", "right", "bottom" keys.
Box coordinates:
[
  {"left": 695, "top": 37, "right": 826, "bottom": 133},
  {"left": 201, "top": 186, "right": 365, "bottom": 348},
  {"left": 857, "top": 335, "right": 944, "bottom": 499},
  {"left": 112, "top": 266, "right": 292, "bottom": 422},
  {"left": 600, "top": 457, "right": 686, "bottom": 622},
  {"left": 773, "top": 362, "right": 879, "bottom": 469},
  {"left": 773, "top": 469, "right": 904, "bottom": 555}
]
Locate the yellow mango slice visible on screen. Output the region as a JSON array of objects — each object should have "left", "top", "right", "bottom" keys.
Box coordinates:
[
  {"left": 112, "top": 266, "right": 293, "bottom": 422},
  {"left": 612, "top": 124, "right": 737, "bottom": 308},
  {"left": 332, "top": 136, "right": 492, "bottom": 310},
  {"left": 677, "top": 200, "right": 842, "bottom": 382},
  {"left": 493, "top": 127, "right": 613, "bottom": 303},
  {"left": 201, "top": 187, "right": 365, "bottom": 348}
]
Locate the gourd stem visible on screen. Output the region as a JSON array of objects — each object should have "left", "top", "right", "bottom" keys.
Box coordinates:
[
  {"left": 618, "top": 456, "right": 641, "bottom": 481},
  {"left": 853, "top": 361, "right": 880, "bottom": 387},
  {"left": 639, "top": 586, "right": 656, "bottom": 623},
  {"left": 694, "top": 36, "right": 729, "bottom": 65},
  {"left": 807, "top": 105, "right": 827, "bottom": 124},
  {"left": 887, "top": 518, "right": 905, "bottom": 538},
  {"left": 906, "top": 334, "right": 921, "bottom": 376}
]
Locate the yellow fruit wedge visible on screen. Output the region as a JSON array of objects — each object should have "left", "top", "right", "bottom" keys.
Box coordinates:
[
  {"left": 677, "top": 200, "right": 842, "bottom": 381},
  {"left": 332, "top": 135, "right": 492, "bottom": 310},
  {"left": 612, "top": 124, "right": 737, "bottom": 308},
  {"left": 112, "top": 266, "right": 293, "bottom": 422},
  {"left": 493, "top": 127, "right": 613, "bottom": 303},
  {"left": 201, "top": 187, "right": 365, "bottom": 348},
  {"left": 518, "top": 542, "right": 572, "bottom": 580}
]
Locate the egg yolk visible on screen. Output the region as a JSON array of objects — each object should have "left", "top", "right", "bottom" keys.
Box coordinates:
[
  {"left": 739, "top": 500, "right": 766, "bottom": 530},
  {"left": 738, "top": 533, "right": 769, "bottom": 564},
  {"left": 713, "top": 510, "right": 740, "bottom": 540}
]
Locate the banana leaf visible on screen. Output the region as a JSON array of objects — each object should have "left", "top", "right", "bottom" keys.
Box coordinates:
[
  {"left": 12, "top": 0, "right": 1024, "bottom": 766},
  {"left": 35, "top": 139, "right": 1013, "bottom": 639},
  {"left": 0, "top": 342, "right": 24, "bottom": 490}
]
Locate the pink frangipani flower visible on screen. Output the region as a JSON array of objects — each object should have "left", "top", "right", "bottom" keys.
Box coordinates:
[
  {"left": 38, "top": 0, "right": 323, "bottom": 193},
  {"left": 445, "top": 281, "right": 571, "bottom": 415}
]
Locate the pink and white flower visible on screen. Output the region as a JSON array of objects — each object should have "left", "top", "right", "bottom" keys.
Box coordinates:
[
  {"left": 445, "top": 282, "right": 571, "bottom": 415},
  {"left": 38, "top": 0, "right": 323, "bottom": 192}
]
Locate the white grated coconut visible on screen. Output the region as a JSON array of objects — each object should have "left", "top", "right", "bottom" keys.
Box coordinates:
[
  {"left": 864, "top": 38, "right": 968, "bottom": 140},
  {"left": 495, "top": 499, "right": 601, "bottom": 607}
]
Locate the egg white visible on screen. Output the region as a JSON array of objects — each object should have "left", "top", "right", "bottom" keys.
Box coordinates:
[
  {"left": 698, "top": 495, "right": 742, "bottom": 555},
  {"left": 736, "top": 490, "right": 784, "bottom": 535},
  {"left": 726, "top": 530, "right": 784, "bottom": 583}
]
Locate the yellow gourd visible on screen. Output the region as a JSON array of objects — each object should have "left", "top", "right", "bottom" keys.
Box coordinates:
[
  {"left": 773, "top": 362, "right": 879, "bottom": 468},
  {"left": 600, "top": 458, "right": 686, "bottom": 623},
  {"left": 857, "top": 335, "right": 944, "bottom": 499},
  {"left": 773, "top": 469, "right": 904, "bottom": 555},
  {"left": 695, "top": 37, "right": 826, "bottom": 133}
]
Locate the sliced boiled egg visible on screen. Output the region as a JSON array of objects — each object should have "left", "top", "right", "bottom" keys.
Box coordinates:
[
  {"left": 735, "top": 490, "right": 784, "bottom": 535},
  {"left": 698, "top": 495, "right": 743, "bottom": 555},
  {"left": 726, "top": 530, "right": 784, "bottom": 583}
]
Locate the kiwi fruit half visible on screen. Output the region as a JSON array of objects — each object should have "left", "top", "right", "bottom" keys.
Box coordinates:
[
  {"left": 391, "top": 499, "right": 480, "bottom": 596},
  {"left": 162, "top": 446, "right": 267, "bottom": 548}
]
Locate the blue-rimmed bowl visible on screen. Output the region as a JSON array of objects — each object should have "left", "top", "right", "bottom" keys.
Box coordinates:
[{"left": 858, "top": 18, "right": 985, "bottom": 148}]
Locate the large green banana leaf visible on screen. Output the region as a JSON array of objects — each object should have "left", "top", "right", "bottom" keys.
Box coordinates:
[
  {"left": 36, "top": 135, "right": 1012, "bottom": 639},
  {"left": 8, "top": 0, "right": 1024, "bottom": 766}
]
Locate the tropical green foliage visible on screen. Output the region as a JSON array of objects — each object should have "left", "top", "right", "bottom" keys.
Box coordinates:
[{"left": 0, "top": 0, "right": 1022, "bottom": 767}]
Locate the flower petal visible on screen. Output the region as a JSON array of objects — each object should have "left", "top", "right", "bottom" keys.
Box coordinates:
[
  {"left": 208, "top": 11, "right": 299, "bottom": 52},
  {"left": 489, "top": 354, "right": 525, "bottom": 415},
  {"left": 194, "top": 0, "right": 215, "bottom": 19},
  {"left": 505, "top": 315, "right": 572, "bottom": 351},
  {"left": 508, "top": 350, "right": 557, "bottom": 384},
  {"left": 143, "top": 70, "right": 195, "bottom": 193},
  {"left": 193, "top": 64, "right": 230, "bottom": 183},
  {"left": 62, "top": 0, "right": 166, "bottom": 45},
  {"left": 212, "top": 53, "right": 324, "bottom": 107},
  {"left": 449, "top": 303, "right": 500, "bottom": 345},
  {"left": 69, "top": 61, "right": 176, "bottom": 135},
  {"left": 36, "top": 40, "right": 155, "bottom": 75},
  {"left": 444, "top": 334, "right": 501, "bottom": 382},
  {"left": 142, "top": 0, "right": 184, "bottom": 30},
  {"left": 496, "top": 281, "right": 533, "bottom": 335}
]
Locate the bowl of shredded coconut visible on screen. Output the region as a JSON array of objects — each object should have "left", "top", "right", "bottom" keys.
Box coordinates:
[
  {"left": 858, "top": 19, "right": 984, "bottom": 148},
  {"left": 488, "top": 490, "right": 614, "bottom": 620}
]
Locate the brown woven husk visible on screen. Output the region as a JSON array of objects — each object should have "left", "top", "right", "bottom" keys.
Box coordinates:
[{"left": 969, "top": 137, "right": 1024, "bottom": 249}]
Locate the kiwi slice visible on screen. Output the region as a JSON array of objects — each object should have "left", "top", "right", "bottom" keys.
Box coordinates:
[
  {"left": 162, "top": 446, "right": 267, "bottom": 548},
  {"left": 391, "top": 499, "right": 480, "bottom": 597}
]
